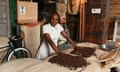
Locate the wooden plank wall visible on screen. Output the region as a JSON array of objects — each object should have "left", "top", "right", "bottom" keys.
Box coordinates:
[
  {"left": 110, "top": 0, "right": 120, "bottom": 18},
  {"left": 109, "top": 0, "right": 120, "bottom": 41},
  {"left": 82, "top": 0, "right": 109, "bottom": 44}
]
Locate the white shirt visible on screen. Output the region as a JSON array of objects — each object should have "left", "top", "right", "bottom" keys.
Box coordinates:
[{"left": 36, "top": 23, "right": 64, "bottom": 59}]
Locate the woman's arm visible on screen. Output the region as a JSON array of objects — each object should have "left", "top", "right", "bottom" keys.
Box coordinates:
[
  {"left": 61, "top": 31, "right": 77, "bottom": 48},
  {"left": 44, "top": 33, "right": 60, "bottom": 53}
]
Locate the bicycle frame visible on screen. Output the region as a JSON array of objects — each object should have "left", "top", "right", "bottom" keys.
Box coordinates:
[
  {"left": 1, "top": 36, "right": 24, "bottom": 63},
  {"left": 0, "top": 40, "right": 16, "bottom": 63},
  {"left": 0, "top": 34, "right": 32, "bottom": 63}
]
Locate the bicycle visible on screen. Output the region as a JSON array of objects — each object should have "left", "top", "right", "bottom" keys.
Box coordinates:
[{"left": 0, "top": 35, "right": 32, "bottom": 63}]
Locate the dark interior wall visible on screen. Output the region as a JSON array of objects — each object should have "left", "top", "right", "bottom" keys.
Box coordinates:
[
  {"left": 33, "top": 0, "right": 56, "bottom": 22},
  {"left": 33, "top": 0, "right": 45, "bottom": 21},
  {"left": 66, "top": 14, "right": 80, "bottom": 42}
]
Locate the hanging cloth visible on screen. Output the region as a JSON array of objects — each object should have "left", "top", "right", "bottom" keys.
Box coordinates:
[{"left": 67, "top": 0, "right": 80, "bottom": 15}]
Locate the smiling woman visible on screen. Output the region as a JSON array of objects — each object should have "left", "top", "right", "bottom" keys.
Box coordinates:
[{"left": 36, "top": 12, "right": 78, "bottom": 60}]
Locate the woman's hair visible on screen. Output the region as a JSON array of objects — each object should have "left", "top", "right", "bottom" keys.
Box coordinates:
[{"left": 48, "top": 12, "right": 61, "bottom": 23}]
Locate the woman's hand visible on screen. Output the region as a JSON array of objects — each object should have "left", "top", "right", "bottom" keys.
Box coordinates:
[
  {"left": 73, "top": 45, "right": 80, "bottom": 49},
  {"left": 44, "top": 33, "right": 61, "bottom": 54},
  {"left": 56, "top": 49, "right": 61, "bottom": 54}
]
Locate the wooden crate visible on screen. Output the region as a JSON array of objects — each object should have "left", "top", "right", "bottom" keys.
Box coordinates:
[{"left": 17, "top": 1, "right": 38, "bottom": 24}]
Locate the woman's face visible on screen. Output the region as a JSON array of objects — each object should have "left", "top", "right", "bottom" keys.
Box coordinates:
[{"left": 50, "top": 14, "right": 59, "bottom": 27}]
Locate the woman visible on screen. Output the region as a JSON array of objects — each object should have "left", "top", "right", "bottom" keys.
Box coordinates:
[{"left": 36, "top": 12, "right": 77, "bottom": 59}]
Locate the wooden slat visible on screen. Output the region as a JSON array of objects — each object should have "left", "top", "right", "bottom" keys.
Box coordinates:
[
  {"left": 110, "top": 0, "right": 120, "bottom": 19},
  {"left": 82, "top": 0, "right": 109, "bottom": 44}
]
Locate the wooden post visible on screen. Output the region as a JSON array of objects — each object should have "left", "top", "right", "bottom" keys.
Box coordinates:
[{"left": 79, "top": 0, "right": 87, "bottom": 41}]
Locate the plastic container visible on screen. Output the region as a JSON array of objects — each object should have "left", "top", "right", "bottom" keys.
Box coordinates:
[{"left": 11, "top": 36, "right": 23, "bottom": 48}]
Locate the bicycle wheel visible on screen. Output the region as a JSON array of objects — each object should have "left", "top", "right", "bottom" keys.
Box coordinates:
[{"left": 6, "top": 48, "right": 32, "bottom": 62}]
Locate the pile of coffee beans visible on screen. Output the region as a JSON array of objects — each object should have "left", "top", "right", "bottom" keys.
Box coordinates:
[
  {"left": 71, "top": 47, "right": 96, "bottom": 57},
  {"left": 48, "top": 53, "right": 87, "bottom": 69}
]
